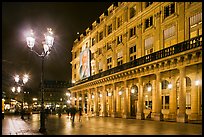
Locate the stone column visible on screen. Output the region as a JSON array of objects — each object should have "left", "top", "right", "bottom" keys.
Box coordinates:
[
  {"left": 177, "top": 67, "right": 188, "bottom": 122},
  {"left": 102, "top": 86, "right": 107, "bottom": 117},
  {"left": 71, "top": 92, "right": 75, "bottom": 106},
  {"left": 169, "top": 76, "right": 177, "bottom": 120},
  {"left": 81, "top": 91, "right": 85, "bottom": 115},
  {"left": 95, "top": 88, "right": 99, "bottom": 116},
  {"left": 136, "top": 77, "right": 144, "bottom": 120},
  {"left": 111, "top": 83, "right": 116, "bottom": 117},
  {"left": 76, "top": 92, "right": 79, "bottom": 109},
  {"left": 122, "top": 80, "right": 128, "bottom": 118},
  {"left": 87, "top": 89, "right": 92, "bottom": 117},
  {"left": 153, "top": 72, "right": 163, "bottom": 121}
]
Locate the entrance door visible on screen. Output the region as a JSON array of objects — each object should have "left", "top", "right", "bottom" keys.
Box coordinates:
[{"left": 130, "top": 85, "right": 138, "bottom": 117}]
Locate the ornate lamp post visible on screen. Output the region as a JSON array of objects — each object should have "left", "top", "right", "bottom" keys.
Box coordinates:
[
  {"left": 12, "top": 74, "right": 29, "bottom": 119},
  {"left": 26, "top": 28, "right": 54, "bottom": 133}
]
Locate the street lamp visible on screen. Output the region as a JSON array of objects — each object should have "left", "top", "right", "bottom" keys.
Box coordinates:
[
  {"left": 26, "top": 28, "right": 54, "bottom": 133},
  {"left": 12, "top": 74, "right": 29, "bottom": 119}
]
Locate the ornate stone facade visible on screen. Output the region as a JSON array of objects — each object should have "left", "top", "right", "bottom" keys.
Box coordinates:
[{"left": 68, "top": 2, "right": 202, "bottom": 123}]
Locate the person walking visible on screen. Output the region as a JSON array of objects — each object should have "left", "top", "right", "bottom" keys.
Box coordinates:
[
  {"left": 70, "top": 106, "right": 77, "bottom": 123},
  {"left": 78, "top": 107, "right": 82, "bottom": 122}
]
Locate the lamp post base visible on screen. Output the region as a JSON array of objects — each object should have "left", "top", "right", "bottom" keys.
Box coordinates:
[
  {"left": 39, "top": 128, "right": 46, "bottom": 133},
  {"left": 39, "top": 110, "right": 46, "bottom": 133}
]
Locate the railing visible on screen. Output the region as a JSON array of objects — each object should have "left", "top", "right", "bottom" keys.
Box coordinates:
[{"left": 73, "top": 35, "right": 202, "bottom": 86}]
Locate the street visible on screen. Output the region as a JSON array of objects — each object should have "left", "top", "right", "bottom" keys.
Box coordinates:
[{"left": 2, "top": 114, "right": 202, "bottom": 135}]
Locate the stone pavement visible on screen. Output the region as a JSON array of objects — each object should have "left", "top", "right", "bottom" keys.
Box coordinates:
[{"left": 2, "top": 114, "right": 202, "bottom": 135}]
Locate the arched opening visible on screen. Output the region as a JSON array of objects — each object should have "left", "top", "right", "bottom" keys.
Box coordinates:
[
  {"left": 161, "top": 80, "right": 170, "bottom": 109},
  {"left": 130, "top": 85, "right": 138, "bottom": 117}
]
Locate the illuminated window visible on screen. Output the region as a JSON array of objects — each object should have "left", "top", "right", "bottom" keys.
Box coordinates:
[
  {"left": 117, "top": 35, "right": 123, "bottom": 45},
  {"left": 144, "top": 82, "right": 152, "bottom": 109},
  {"left": 129, "top": 45, "right": 136, "bottom": 54},
  {"left": 129, "top": 26, "right": 136, "bottom": 38},
  {"left": 190, "top": 12, "right": 202, "bottom": 28},
  {"left": 164, "top": 25, "right": 175, "bottom": 40},
  {"left": 145, "top": 16, "right": 153, "bottom": 29},
  {"left": 92, "top": 37, "right": 96, "bottom": 46},
  {"left": 108, "top": 24, "right": 112, "bottom": 35},
  {"left": 117, "top": 51, "right": 123, "bottom": 66},
  {"left": 106, "top": 42, "right": 112, "bottom": 50},
  {"left": 145, "top": 37, "right": 153, "bottom": 55},
  {"left": 130, "top": 5, "right": 136, "bottom": 19},
  {"left": 99, "top": 31, "right": 103, "bottom": 41},
  {"left": 145, "top": 2, "right": 153, "bottom": 8},
  {"left": 164, "top": 3, "right": 175, "bottom": 19},
  {"left": 162, "top": 95, "right": 169, "bottom": 109},
  {"left": 117, "top": 16, "right": 122, "bottom": 28}
]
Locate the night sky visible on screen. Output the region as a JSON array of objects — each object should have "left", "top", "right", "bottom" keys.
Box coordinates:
[{"left": 2, "top": 2, "right": 112, "bottom": 96}]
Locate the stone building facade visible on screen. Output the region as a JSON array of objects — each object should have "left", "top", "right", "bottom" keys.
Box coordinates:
[{"left": 68, "top": 2, "right": 202, "bottom": 123}]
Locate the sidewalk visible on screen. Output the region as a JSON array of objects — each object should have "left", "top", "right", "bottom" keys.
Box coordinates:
[
  {"left": 2, "top": 115, "right": 42, "bottom": 135},
  {"left": 2, "top": 114, "right": 202, "bottom": 135}
]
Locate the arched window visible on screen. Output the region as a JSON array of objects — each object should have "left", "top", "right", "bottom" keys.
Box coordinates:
[
  {"left": 162, "top": 80, "right": 169, "bottom": 89},
  {"left": 144, "top": 82, "right": 152, "bottom": 109},
  {"left": 161, "top": 80, "right": 170, "bottom": 109}
]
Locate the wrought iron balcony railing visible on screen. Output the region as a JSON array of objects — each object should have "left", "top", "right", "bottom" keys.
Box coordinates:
[{"left": 74, "top": 35, "right": 202, "bottom": 86}]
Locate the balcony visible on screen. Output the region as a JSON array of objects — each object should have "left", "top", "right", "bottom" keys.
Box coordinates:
[{"left": 74, "top": 35, "right": 202, "bottom": 86}]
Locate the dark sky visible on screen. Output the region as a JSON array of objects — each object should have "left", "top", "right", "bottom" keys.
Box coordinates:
[{"left": 2, "top": 2, "right": 112, "bottom": 96}]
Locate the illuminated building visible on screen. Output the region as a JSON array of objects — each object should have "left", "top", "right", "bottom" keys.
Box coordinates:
[{"left": 68, "top": 2, "right": 202, "bottom": 123}]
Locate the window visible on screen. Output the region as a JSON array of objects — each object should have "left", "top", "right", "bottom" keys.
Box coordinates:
[
  {"left": 98, "top": 62, "right": 103, "bottom": 72},
  {"left": 117, "top": 35, "right": 123, "bottom": 45},
  {"left": 145, "top": 37, "right": 153, "bottom": 55},
  {"left": 74, "top": 64, "right": 76, "bottom": 69},
  {"left": 129, "top": 45, "right": 136, "bottom": 54},
  {"left": 117, "top": 51, "right": 123, "bottom": 66},
  {"left": 145, "top": 2, "right": 153, "bottom": 8},
  {"left": 117, "top": 16, "right": 122, "bottom": 28},
  {"left": 164, "top": 3, "right": 175, "bottom": 19},
  {"left": 162, "top": 80, "right": 169, "bottom": 89},
  {"left": 130, "top": 5, "right": 136, "bottom": 19},
  {"left": 74, "top": 74, "right": 76, "bottom": 79},
  {"left": 92, "top": 37, "right": 96, "bottom": 46},
  {"left": 99, "top": 31, "right": 103, "bottom": 41},
  {"left": 98, "top": 48, "right": 102, "bottom": 55},
  {"left": 162, "top": 95, "right": 169, "bottom": 109},
  {"left": 145, "top": 16, "right": 153, "bottom": 29},
  {"left": 108, "top": 24, "right": 112, "bottom": 35},
  {"left": 190, "top": 12, "right": 202, "bottom": 28},
  {"left": 107, "top": 57, "right": 112, "bottom": 69},
  {"left": 129, "top": 26, "right": 136, "bottom": 38},
  {"left": 164, "top": 25, "right": 175, "bottom": 40},
  {"left": 130, "top": 55, "right": 136, "bottom": 61},
  {"left": 107, "top": 57, "right": 112, "bottom": 64},
  {"left": 106, "top": 42, "right": 112, "bottom": 50}
]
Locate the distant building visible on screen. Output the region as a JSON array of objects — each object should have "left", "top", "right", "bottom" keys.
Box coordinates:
[{"left": 68, "top": 2, "right": 202, "bottom": 123}]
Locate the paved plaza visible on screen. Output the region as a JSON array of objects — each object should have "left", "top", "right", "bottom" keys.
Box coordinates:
[{"left": 2, "top": 114, "right": 202, "bottom": 135}]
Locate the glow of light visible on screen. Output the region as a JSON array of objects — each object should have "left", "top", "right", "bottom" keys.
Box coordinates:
[
  {"left": 66, "top": 92, "right": 71, "bottom": 96},
  {"left": 108, "top": 93, "right": 112, "bottom": 96},
  {"left": 14, "top": 75, "right": 20, "bottom": 83},
  {"left": 168, "top": 83, "right": 172, "bottom": 89},
  {"left": 79, "top": 97, "right": 82, "bottom": 100},
  {"left": 147, "top": 86, "right": 151, "bottom": 92},
  {"left": 26, "top": 30, "right": 35, "bottom": 49},
  {"left": 195, "top": 80, "right": 200, "bottom": 86},
  {"left": 17, "top": 86, "right": 21, "bottom": 93},
  {"left": 11, "top": 87, "right": 15, "bottom": 92},
  {"left": 75, "top": 98, "right": 77, "bottom": 101},
  {"left": 92, "top": 95, "right": 94, "bottom": 99},
  {"left": 72, "top": 80, "right": 76, "bottom": 84},
  {"left": 67, "top": 100, "right": 71, "bottom": 104},
  {"left": 119, "top": 91, "right": 122, "bottom": 95},
  {"left": 131, "top": 88, "right": 135, "bottom": 93},
  {"left": 99, "top": 94, "right": 102, "bottom": 98},
  {"left": 23, "top": 74, "right": 29, "bottom": 84}
]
